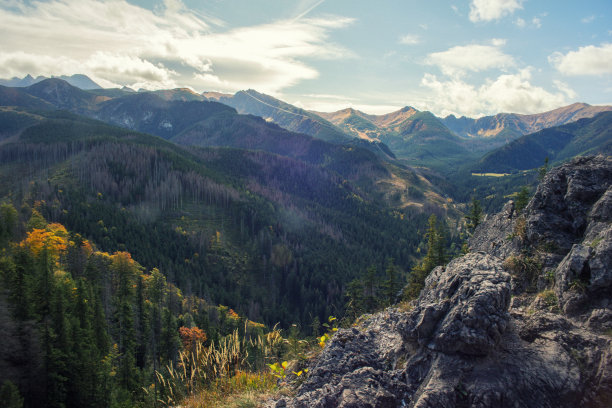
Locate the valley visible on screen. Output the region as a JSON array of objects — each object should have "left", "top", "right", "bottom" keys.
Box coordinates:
[{"left": 0, "top": 74, "right": 610, "bottom": 408}]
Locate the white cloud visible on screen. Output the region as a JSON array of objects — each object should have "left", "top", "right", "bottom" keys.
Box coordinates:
[
  {"left": 581, "top": 15, "right": 595, "bottom": 24},
  {"left": 421, "top": 68, "right": 572, "bottom": 117},
  {"left": 515, "top": 16, "right": 542, "bottom": 28},
  {"left": 0, "top": 0, "right": 354, "bottom": 93},
  {"left": 549, "top": 43, "right": 612, "bottom": 76},
  {"left": 469, "top": 0, "right": 523, "bottom": 22},
  {"left": 425, "top": 40, "right": 514, "bottom": 76},
  {"left": 399, "top": 34, "right": 420, "bottom": 45},
  {"left": 85, "top": 52, "right": 179, "bottom": 90}
]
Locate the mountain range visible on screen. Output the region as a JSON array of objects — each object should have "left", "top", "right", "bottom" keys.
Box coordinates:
[
  {"left": 3, "top": 73, "right": 609, "bottom": 174},
  {"left": 1, "top": 75, "right": 609, "bottom": 213},
  {"left": 207, "top": 84, "right": 610, "bottom": 171},
  {"left": 0, "top": 73, "right": 102, "bottom": 90},
  {"left": 473, "top": 111, "right": 612, "bottom": 173}
]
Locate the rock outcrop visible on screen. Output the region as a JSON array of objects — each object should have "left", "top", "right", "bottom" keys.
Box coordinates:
[{"left": 271, "top": 156, "right": 612, "bottom": 408}]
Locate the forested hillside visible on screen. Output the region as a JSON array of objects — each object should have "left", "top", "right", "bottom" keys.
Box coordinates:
[
  {"left": 0, "top": 202, "right": 284, "bottom": 407},
  {"left": 0, "top": 108, "right": 440, "bottom": 330}
]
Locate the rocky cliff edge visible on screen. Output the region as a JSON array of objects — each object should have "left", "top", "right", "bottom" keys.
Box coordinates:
[{"left": 270, "top": 155, "right": 612, "bottom": 408}]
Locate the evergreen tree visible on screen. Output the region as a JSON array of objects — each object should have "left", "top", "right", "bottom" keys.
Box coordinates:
[
  {"left": 344, "top": 279, "right": 366, "bottom": 322},
  {"left": 515, "top": 187, "right": 530, "bottom": 213},
  {"left": 538, "top": 157, "right": 549, "bottom": 181},
  {"left": 465, "top": 197, "right": 483, "bottom": 234},
  {"left": 311, "top": 315, "right": 320, "bottom": 337},
  {"left": 0, "top": 380, "right": 24, "bottom": 408},
  {"left": 362, "top": 265, "right": 379, "bottom": 312},
  {"left": 404, "top": 215, "right": 446, "bottom": 300},
  {"left": 382, "top": 261, "right": 401, "bottom": 306},
  {"left": 160, "top": 307, "right": 179, "bottom": 363},
  {"left": 0, "top": 203, "right": 18, "bottom": 248},
  {"left": 110, "top": 252, "right": 139, "bottom": 394}
]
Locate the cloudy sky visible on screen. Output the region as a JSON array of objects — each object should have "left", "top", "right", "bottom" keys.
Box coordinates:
[{"left": 0, "top": 0, "right": 611, "bottom": 117}]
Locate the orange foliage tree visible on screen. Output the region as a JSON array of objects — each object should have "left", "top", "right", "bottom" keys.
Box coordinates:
[
  {"left": 179, "top": 326, "right": 207, "bottom": 353},
  {"left": 20, "top": 223, "right": 68, "bottom": 264}
]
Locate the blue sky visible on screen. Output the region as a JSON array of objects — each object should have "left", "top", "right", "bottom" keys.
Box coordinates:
[{"left": 0, "top": 0, "right": 610, "bottom": 116}]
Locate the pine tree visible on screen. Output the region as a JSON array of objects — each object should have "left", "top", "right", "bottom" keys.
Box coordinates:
[
  {"left": 538, "top": 157, "right": 549, "bottom": 181},
  {"left": 160, "top": 307, "right": 179, "bottom": 363},
  {"left": 515, "top": 187, "right": 530, "bottom": 213},
  {"left": 362, "top": 265, "right": 379, "bottom": 312},
  {"left": 382, "top": 261, "right": 401, "bottom": 306},
  {"left": 344, "top": 279, "right": 365, "bottom": 322},
  {"left": 0, "top": 203, "right": 18, "bottom": 248},
  {"left": 110, "top": 252, "right": 139, "bottom": 394},
  {"left": 0, "top": 380, "right": 24, "bottom": 408},
  {"left": 404, "top": 215, "right": 447, "bottom": 300},
  {"left": 465, "top": 197, "right": 482, "bottom": 234}
]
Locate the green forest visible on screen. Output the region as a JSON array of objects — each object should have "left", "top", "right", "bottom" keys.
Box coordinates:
[{"left": 0, "top": 108, "right": 464, "bottom": 407}]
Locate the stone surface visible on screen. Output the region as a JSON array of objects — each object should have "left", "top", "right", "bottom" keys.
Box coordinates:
[
  {"left": 524, "top": 156, "right": 612, "bottom": 256},
  {"left": 405, "top": 253, "right": 511, "bottom": 355},
  {"left": 271, "top": 156, "right": 612, "bottom": 408},
  {"left": 469, "top": 200, "right": 519, "bottom": 259}
]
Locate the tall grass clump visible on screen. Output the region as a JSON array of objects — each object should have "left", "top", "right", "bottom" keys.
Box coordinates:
[{"left": 149, "top": 325, "right": 285, "bottom": 406}]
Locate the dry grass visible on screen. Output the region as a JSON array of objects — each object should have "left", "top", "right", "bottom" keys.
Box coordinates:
[
  {"left": 181, "top": 371, "right": 280, "bottom": 408},
  {"left": 471, "top": 172, "right": 511, "bottom": 177},
  {"left": 150, "top": 326, "right": 285, "bottom": 407}
]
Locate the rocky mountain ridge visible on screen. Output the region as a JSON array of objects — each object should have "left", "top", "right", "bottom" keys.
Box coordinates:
[
  {"left": 471, "top": 111, "right": 612, "bottom": 173},
  {"left": 204, "top": 89, "right": 350, "bottom": 144},
  {"left": 443, "top": 102, "right": 612, "bottom": 140},
  {"left": 270, "top": 155, "right": 612, "bottom": 407}
]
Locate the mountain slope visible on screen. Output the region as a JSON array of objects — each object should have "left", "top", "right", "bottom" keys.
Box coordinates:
[
  {"left": 0, "top": 107, "right": 433, "bottom": 328},
  {"left": 23, "top": 78, "right": 108, "bottom": 113},
  {"left": 0, "top": 85, "right": 55, "bottom": 110},
  {"left": 93, "top": 92, "right": 234, "bottom": 139},
  {"left": 474, "top": 111, "right": 612, "bottom": 172},
  {"left": 151, "top": 87, "right": 205, "bottom": 101},
  {"left": 1, "top": 80, "right": 442, "bottom": 210},
  {"left": 317, "top": 106, "right": 474, "bottom": 171},
  {"left": 206, "top": 89, "right": 350, "bottom": 143},
  {"left": 444, "top": 102, "right": 612, "bottom": 140}
]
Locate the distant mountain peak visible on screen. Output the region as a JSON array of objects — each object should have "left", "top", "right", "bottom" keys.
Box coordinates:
[
  {"left": 443, "top": 102, "right": 612, "bottom": 141},
  {"left": 0, "top": 73, "right": 101, "bottom": 90}
]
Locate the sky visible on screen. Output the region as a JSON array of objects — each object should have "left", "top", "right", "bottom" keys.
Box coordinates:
[{"left": 0, "top": 0, "right": 611, "bottom": 117}]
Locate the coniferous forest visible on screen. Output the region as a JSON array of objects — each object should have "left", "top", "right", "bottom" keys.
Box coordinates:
[{"left": 0, "top": 106, "right": 462, "bottom": 407}]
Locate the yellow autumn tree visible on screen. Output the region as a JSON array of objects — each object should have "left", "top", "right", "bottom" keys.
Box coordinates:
[{"left": 20, "top": 222, "right": 68, "bottom": 265}]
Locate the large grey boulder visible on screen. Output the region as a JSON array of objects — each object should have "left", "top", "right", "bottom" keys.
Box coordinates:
[
  {"left": 525, "top": 156, "right": 612, "bottom": 255},
  {"left": 280, "top": 310, "right": 409, "bottom": 408},
  {"left": 405, "top": 253, "right": 511, "bottom": 355}
]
